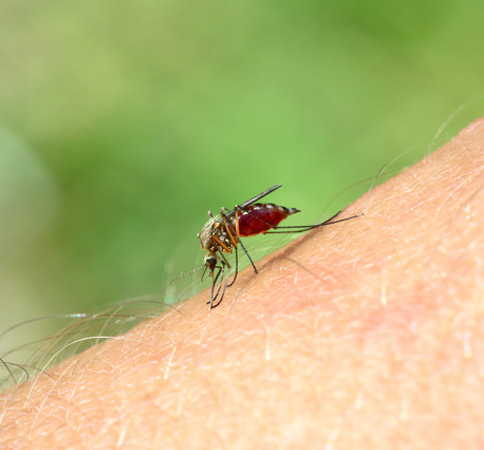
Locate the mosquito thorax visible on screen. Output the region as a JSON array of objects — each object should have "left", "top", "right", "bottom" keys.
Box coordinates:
[{"left": 198, "top": 213, "right": 233, "bottom": 252}]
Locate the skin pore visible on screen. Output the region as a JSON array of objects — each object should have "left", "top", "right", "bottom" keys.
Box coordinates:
[{"left": 1, "top": 119, "right": 484, "bottom": 448}]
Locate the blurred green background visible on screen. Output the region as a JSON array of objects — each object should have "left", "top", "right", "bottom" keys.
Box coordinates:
[{"left": 1, "top": 0, "right": 483, "bottom": 353}]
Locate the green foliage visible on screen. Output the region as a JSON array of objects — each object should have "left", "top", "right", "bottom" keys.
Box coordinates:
[{"left": 0, "top": 0, "right": 483, "bottom": 345}]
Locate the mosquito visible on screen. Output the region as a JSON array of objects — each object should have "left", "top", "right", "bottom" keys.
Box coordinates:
[{"left": 197, "top": 184, "right": 361, "bottom": 308}]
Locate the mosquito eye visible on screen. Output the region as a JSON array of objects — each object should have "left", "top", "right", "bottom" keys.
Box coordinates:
[
  {"left": 207, "top": 257, "right": 216, "bottom": 266},
  {"left": 204, "top": 255, "right": 217, "bottom": 269}
]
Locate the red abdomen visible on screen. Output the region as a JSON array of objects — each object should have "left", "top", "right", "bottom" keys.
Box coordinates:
[{"left": 235, "top": 203, "right": 299, "bottom": 237}]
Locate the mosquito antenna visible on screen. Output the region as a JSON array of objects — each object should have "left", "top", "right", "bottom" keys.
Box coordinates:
[{"left": 169, "top": 264, "right": 204, "bottom": 285}]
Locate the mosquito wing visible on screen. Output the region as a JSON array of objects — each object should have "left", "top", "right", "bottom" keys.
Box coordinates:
[{"left": 225, "top": 184, "right": 282, "bottom": 218}]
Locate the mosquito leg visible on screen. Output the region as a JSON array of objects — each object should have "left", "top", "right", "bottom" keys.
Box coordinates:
[
  {"left": 315, "top": 212, "right": 364, "bottom": 227},
  {"left": 209, "top": 263, "right": 225, "bottom": 308},
  {"left": 221, "top": 207, "right": 241, "bottom": 248},
  {"left": 208, "top": 261, "right": 231, "bottom": 308},
  {"left": 235, "top": 206, "right": 241, "bottom": 238},
  {"left": 236, "top": 237, "right": 258, "bottom": 273},
  {"left": 210, "top": 264, "right": 230, "bottom": 309},
  {"left": 219, "top": 208, "right": 241, "bottom": 285},
  {"left": 226, "top": 245, "right": 239, "bottom": 287},
  {"left": 266, "top": 213, "right": 363, "bottom": 234},
  {"left": 226, "top": 207, "right": 241, "bottom": 285},
  {"left": 221, "top": 208, "right": 259, "bottom": 275},
  {"left": 211, "top": 235, "right": 233, "bottom": 255},
  {"left": 217, "top": 247, "right": 232, "bottom": 269},
  {"left": 314, "top": 210, "right": 341, "bottom": 225},
  {"left": 270, "top": 210, "right": 341, "bottom": 230},
  {"left": 211, "top": 275, "right": 229, "bottom": 308}
]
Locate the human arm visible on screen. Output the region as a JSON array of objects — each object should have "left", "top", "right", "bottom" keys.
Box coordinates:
[{"left": 2, "top": 119, "right": 484, "bottom": 448}]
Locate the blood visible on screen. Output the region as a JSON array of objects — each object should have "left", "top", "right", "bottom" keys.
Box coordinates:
[{"left": 235, "top": 204, "right": 300, "bottom": 237}]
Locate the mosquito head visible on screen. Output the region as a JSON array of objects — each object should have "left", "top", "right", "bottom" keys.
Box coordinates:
[
  {"left": 204, "top": 252, "right": 218, "bottom": 272},
  {"left": 201, "top": 252, "right": 218, "bottom": 281}
]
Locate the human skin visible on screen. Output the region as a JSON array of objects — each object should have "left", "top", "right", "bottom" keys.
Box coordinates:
[{"left": 1, "top": 119, "right": 484, "bottom": 449}]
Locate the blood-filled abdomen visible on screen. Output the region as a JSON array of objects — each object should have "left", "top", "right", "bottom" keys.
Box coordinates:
[{"left": 235, "top": 203, "right": 300, "bottom": 237}]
